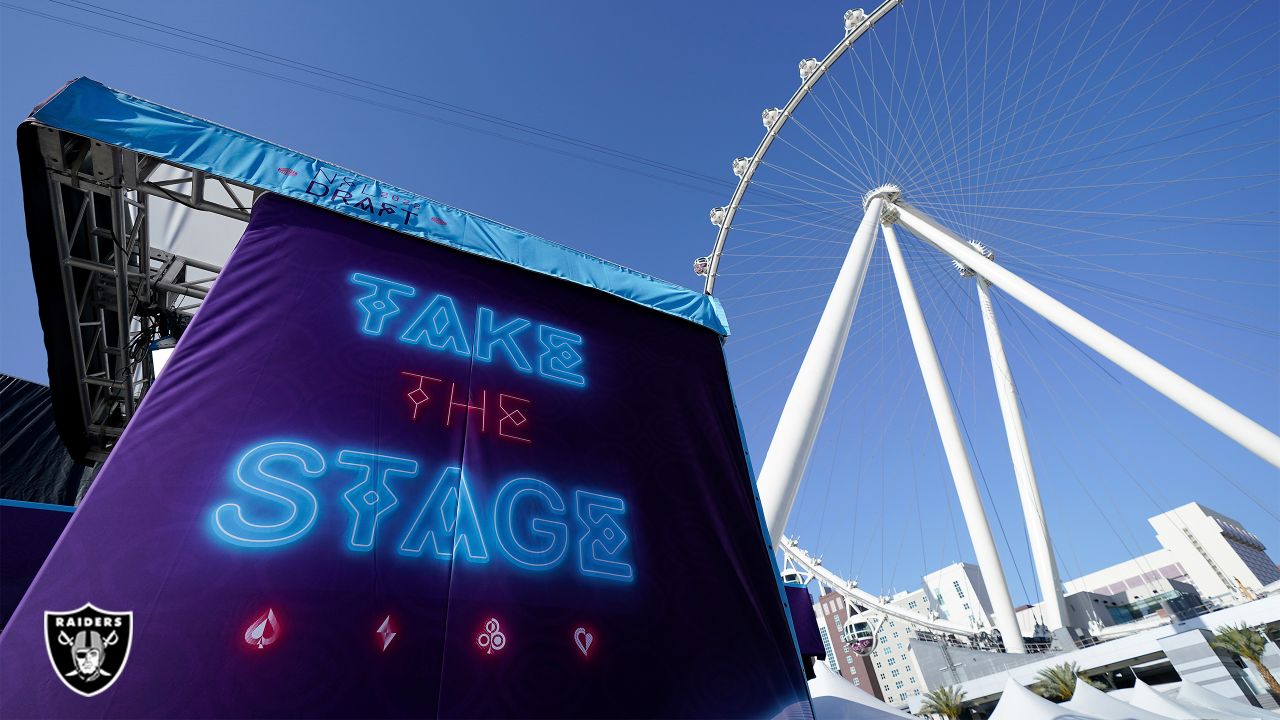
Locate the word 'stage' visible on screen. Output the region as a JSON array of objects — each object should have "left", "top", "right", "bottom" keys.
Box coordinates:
[{"left": 205, "top": 273, "right": 633, "bottom": 582}]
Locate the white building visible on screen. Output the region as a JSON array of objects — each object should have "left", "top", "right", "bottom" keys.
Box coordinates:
[
  {"left": 813, "top": 590, "right": 884, "bottom": 700},
  {"left": 1061, "top": 549, "right": 1186, "bottom": 600},
  {"left": 945, "top": 595, "right": 1280, "bottom": 714},
  {"left": 1013, "top": 502, "right": 1280, "bottom": 636},
  {"left": 810, "top": 501, "right": 1279, "bottom": 708},
  {"left": 842, "top": 562, "right": 1020, "bottom": 708},
  {"left": 1015, "top": 590, "right": 1110, "bottom": 640},
  {"left": 923, "top": 562, "right": 995, "bottom": 629},
  {"left": 1150, "top": 502, "right": 1280, "bottom": 601},
  {"left": 864, "top": 588, "right": 930, "bottom": 709},
  {"left": 837, "top": 578, "right": 989, "bottom": 709}
]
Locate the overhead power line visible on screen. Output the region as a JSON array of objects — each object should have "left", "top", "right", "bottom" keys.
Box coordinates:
[
  {"left": 2, "top": 0, "right": 736, "bottom": 197},
  {"left": 53, "top": 0, "right": 735, "bottom": 190}
]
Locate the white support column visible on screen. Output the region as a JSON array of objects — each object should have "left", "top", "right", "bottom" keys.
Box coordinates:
[
  {"left": 880, "top": 219, "right": 1027, "bottom": 654},
  {"left": 976, "top": 276, "right": 1069, "bottom": 637},
  {"left": 893, "top": 201, "right": 1280, "bottom": 469},
  {"left": 757, "top": 197, "right": 884, "bottom": 548}
]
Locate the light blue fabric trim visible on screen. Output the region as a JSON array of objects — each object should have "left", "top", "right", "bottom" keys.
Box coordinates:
[{"left": 31, "top": 78, "right": 730, "bottom": 336}]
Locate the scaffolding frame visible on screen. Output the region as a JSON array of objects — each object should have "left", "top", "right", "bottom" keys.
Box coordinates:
[{"left": 33, "top": 125, "right": 255, "bottom": 461}]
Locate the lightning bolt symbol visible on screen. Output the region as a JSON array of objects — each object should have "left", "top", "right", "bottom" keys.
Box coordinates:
[{"left": 377, "top": 615, "right": 396, "bottom": 652}]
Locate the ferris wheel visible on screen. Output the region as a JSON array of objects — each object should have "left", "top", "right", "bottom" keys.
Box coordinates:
[{"left": 697, "top": 0, "right": 1280, "bottom": 653}]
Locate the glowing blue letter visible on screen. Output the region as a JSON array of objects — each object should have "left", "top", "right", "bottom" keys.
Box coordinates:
[
  {"left": 338, "top": 450, "right": 418, "bottom": 551},
  {"left": 400, "top": 294, "right": 471, "bottom": 357},
  {"left": 575, "top": 490, "right": 633, "bottom": 581},
  {"left": 399, "top": 467, "right": 489, "bottom": 563},
  {"left": 350, "top": 273, "right": 415, "bottom": 336},
  {"left": 212, "top": 442, "right": 324, "bottom": 547},
  {"left": 537, "top": 325, "right": 585, "bottom": 387},
  {"left": 493, "top": 478, "right": 568, "bottom": 570},
  {"left": 475, "top": 307, "right": 532, "bottom": 373}
]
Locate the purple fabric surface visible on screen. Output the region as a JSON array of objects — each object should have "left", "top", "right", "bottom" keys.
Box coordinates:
[
  {"left": 0, "top": 195, "right": 810, "bottom": 718},
  {"left": 785, "top": 585, "right": 825, "bottom": 659},
  {"left": 0, "top": 503, "right": 73, "bottom": 629}
]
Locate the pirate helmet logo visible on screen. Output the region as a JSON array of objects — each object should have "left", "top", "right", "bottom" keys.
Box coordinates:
[{"left": 44, "top": 603, "right": 133, "bottom": 697}]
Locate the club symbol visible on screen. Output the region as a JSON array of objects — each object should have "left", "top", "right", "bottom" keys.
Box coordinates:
[{"left": 475, "top": 618, "right": 506, "bottom": 655}]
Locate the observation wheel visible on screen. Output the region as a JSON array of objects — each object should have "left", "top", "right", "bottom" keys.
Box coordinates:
[{"left": 700, "top": 0, "right": 1280, "bottom": 657}]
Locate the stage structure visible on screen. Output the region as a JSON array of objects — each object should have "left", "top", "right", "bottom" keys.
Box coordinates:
[
  {"left": 18, "top": 79, "right": 729, "bottom": 465},
  {"left": 3, "top": 78, "right": 812, "bottom": 717}
]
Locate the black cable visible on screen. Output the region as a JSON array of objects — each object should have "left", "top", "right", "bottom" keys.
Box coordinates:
[
  {"left": 0, "top": 2, "right": 730, "bottom": 198},
  {"left": 51, "top": 0, "right": 736, "bottom": 190}
]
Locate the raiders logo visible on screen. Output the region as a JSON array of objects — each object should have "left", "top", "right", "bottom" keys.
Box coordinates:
[{"left": 44, "top": 604, "right": 133, "bottom": 697}]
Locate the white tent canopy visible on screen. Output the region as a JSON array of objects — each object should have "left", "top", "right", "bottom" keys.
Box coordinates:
[
  {"left": 988, "top": 677, "right": 1102, "bottom": 720},
  {"left": 1129, "top": 679, "right": 1259, "bottom": 720},
  {"left": 1063, "top": 680, "right": 1174, "bottom": 720},
  {"left": 1175, "top": 680, "right": 1278, "bottom": 720},
  {"left": 986, "top": 675, "right": 1277, "bottom": 720}
]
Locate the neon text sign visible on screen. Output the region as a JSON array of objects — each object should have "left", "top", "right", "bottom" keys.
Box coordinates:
[
  {"left": 210, "top": 441, "right": 633, "bottom": 582},
  {"left": 350, "top": 273, "right": 586, "bottom": 388},
  {"left": 401, "top": 371, "right": 532, "bottom": 445}
]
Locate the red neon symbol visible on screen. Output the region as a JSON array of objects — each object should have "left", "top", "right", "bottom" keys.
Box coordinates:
[
  {"left": 447, "top": 385, "right": 487, "bottom": 431},
  {"left": 430, "top": 217, "right": 447, "bottom": 226},
  {"left": 498, "top": 394, "right": 531, "bottom": 444},
  {"left": 244, "top": 608, "right": 280, "bottom": 649},
  {"left": 401, "top": 372, "right": 441, "bottom": 420},
  {"left": 399, "top": 371, "right": 531, "bottom": 444},
  {"left": 276, "top": 167, "right": 298, "bottom": 177},
  {"left": 376, "top": 615, "right": 396, "bottom": 652},
  {"left": 476, "top": 618, "right": 506, "bottom": 655},
  {"left": 574, "top": 627, "right": 593, "bottom": 657}
]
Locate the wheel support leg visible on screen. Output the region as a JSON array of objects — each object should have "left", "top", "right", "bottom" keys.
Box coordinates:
[
  {"left": 881, "top": 220, "right": 1027, "bottom": 654},
  {"left": 757, "top": 198, "right": 884, "bottom": 548},
  {"left": 893, "top": 201, "right": 1280, "bottom": 469}
]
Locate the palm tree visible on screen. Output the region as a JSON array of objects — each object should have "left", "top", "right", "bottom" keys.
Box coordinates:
[
  {"left": 1210, "top": 623, "right": 1280, "bottom": 696},
  {"left": 1033, "top": 662, "right": 1085, "bottom": 701},
  {"left": 917, "top": 685, "right": 967, "bottom": 719}
]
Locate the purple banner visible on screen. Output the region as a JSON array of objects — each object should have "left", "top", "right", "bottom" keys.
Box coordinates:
[
  {"left": 785, "top": 584, "right": 825, "bottom": 661},
  {"left": 0, "top": 502, "right": 74, "bottom": 629},
  {"left": 0, "top": 195, "right": 810, "bottom": 718}
]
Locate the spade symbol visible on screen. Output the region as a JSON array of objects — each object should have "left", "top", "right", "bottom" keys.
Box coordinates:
[{"left": 244, "top": 609, "right": 280, "bottom": 649}]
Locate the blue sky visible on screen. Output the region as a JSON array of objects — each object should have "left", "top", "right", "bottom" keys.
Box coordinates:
[{"left": 1, "top": 1, "right": 1276, "bottom": 607}]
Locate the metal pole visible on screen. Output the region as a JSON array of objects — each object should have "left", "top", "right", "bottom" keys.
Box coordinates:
[
  {"left": 881, "top": 219, "right": 1027, "bottom": 654},
  {"left": 757, "top": 197, "right": 884, "bottom": 548},
  {"left": 110, "top": 181, "right": 135, "bottom": 419},
  {"left": 893, "top": 201, "right": 1280, "bottom": 469},
  {"left": 46, "top": 175, "right": 93, "bottom": 429},
  {"left": 976, "top": 277, "right": 1069, "bottom": 638}
]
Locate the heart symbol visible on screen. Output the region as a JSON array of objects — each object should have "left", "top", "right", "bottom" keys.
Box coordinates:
[{"left": 574, "top": 627, "right": 593, "bottom": 656}]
